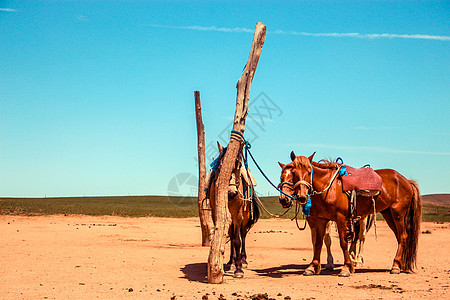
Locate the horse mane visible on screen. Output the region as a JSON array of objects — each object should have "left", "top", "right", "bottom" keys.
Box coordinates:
[{"left": 312, "top": 159, "right": 341, "bottom": 170}]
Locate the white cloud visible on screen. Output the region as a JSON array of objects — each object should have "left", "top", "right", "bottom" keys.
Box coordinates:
[
  {"left": 0, "top": 8, "right": 17, "bottom": 12},
  {"left": 146, "top": 24, "right": 450, "bottom": 41},
  {"left": 146, "top": 24, "right": 253, "bottom": 33},
  {"left": 76, "top": 15, "right": 88, "bottom": 22},
  {"left": 294, "top": 143, "right": 450, "bottom": 156}
]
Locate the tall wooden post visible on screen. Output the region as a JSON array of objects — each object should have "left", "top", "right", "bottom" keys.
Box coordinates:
[
  {"left": 207, "top": 22, "right": 266, "bottom": 284},
  {"left": 195, "top": 91, "right": 214, "bottom": 246}
]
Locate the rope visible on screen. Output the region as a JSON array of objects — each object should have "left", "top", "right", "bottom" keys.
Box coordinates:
[
  {"left": 231, "top": 130, "right": 296, "bottom": 201},
  {"left": 253, "top": 193, "right": 292, "bottom": 218},
  {"left": 292, "top": 201, "right": 307, "bottom": 230},
  {"left": 229, "top": 130, "right": 295, "bottom": 218},
  {"left": 310, "top": 166, "right": 342, "bottom": 196},
  {"left": 372, "top": 195, "right": 377, "bottom": 241}
]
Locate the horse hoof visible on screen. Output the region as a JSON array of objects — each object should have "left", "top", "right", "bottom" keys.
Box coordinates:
[
  {"left": 338, "top": 269, "right": 351, "bottom": 277},
  {"left": 233, "top": 270, "right": 244, "bottom": 278},
  {"left": 303, "top": 269, "right": 315, "bottom": 276},
  {"left": 390, "top": 267, "right": 401, "bottom": 274},
  {"left": 242, "top": 263, "right": 248, "bottom": 269}
]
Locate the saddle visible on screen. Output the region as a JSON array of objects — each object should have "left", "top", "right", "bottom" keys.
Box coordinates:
[
  {"left": 341, "top": 165, "right": 382, "bottom": 193},
  {"left": 340, "top": 165, "right": 382, "bottom": 241}
]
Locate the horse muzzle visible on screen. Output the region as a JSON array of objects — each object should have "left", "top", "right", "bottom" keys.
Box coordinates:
[
  {"left": 279, "top": 195, "right": 292, "bottom": 208},
  {"left": 296, "top": 195, "right": 308, "bottom": 205}
]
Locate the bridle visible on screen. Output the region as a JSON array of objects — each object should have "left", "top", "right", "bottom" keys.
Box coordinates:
[
  {"left": 292, "top": 162, "right": 343, "bottom": 197},
  {"left": 284, "top": 162, "right": 344, "bottom": 201}
]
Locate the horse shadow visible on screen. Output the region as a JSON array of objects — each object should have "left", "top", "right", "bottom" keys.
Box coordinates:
[
  {"left": 253, "top": 264, "right": 317, "bottom": 278},
  {"left": 253, "top": 264, "right": 390, "bottom": 278},
  {"left": 180, "top": 262, "right": 391, "bottom": 282}
]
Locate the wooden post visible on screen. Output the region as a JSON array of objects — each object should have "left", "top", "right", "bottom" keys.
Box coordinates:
[
  {"left": 207, "top": 22, "right": 266, "bottom": 284},
  {"left": 195, "top": 91, "right": 214, "bottom": 246}
]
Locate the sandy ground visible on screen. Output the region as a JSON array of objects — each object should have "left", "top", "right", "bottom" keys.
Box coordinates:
[{"left": 0, "top": 215, "right": 449, "bottom": 300}]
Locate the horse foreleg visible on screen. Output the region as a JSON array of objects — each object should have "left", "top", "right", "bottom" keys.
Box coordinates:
[
  {"left": 336, "top": 214, "right": 354, "bottom": 277},
  {"left": 225, "top": 223, "right": 235, "bottom": 271},
  {"left": 231, "top": 224, "right": 244, "bottom": 278},
  {"left": 240, "top": 227, "right": 248, "bottom": 268},
  {"left": 304, "top": 217, "right": 327, "bottom": 276},
  {"left": 324, "top": 221, "right": 334, "bottom": 271}
]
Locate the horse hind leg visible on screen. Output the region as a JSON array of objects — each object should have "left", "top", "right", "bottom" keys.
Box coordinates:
[
  {"left": 381, "top": 208, "right": 402, "bottom": 274},
  {"left": 349, "top": 218, "right": 366, "bottom": 268},
  {"left": 356, "top": 220, "right": 366, "bottom": 267},
  {"left": 336, "top": 214, "right": 355, "bottom": 277}
]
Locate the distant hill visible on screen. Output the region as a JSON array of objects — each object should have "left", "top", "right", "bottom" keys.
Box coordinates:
[{"left": 422, "top": 194, "right": 450, "bottom": 206}]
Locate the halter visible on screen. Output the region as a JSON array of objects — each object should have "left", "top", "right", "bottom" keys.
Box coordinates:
[
  {"left": 292, "top": 165, "right": 314, "bottom": 195},
  {"left": 291, "top": 161, "right": 343, "bottom": 197}
]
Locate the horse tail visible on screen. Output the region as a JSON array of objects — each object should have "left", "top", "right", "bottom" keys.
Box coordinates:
[
  {"left": 245, "top": 192, "right": 261, "bottom": 232},
  {"left": 402, "top": 180, "right": 422, "bottom": 272}
]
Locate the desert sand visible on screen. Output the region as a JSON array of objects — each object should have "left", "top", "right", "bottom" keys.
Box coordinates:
[{"left": 1, "top": 215, "right": 448, "bottom": 299}]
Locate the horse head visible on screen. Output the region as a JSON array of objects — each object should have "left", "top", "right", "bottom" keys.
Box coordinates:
[
  {"left": 216, "top": 141, "right": 241, "bottom": 200},
  {"left": 278, "top": 161, "right": 295, "bottom": 208},
  {"left": 289, "top": 151, "right": 315, "bottom": 205}
]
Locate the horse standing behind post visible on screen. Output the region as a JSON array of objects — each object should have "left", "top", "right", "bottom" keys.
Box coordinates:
[
  {"left": 206, "top": 143, "right": 260, "bottom": 278},
  {"left": 280, "top": 152, "right": 421, "bottom": 277}
]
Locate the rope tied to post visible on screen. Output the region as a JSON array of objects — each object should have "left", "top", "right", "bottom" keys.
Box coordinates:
[{"left": 229, "top": 130, "right": 302, "bottom": 220}]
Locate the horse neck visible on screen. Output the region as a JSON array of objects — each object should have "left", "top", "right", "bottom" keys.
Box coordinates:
[{"left": 311, "top": 164, "right": 335, "bottom": 193}]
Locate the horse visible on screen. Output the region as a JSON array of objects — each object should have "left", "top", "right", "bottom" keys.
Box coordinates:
[
  {"left": 278, "top": 161, "right": 374, "bottom": 271},
  {"left": 206, "top": 143, "right": 260, "bottom": 278},
  {"left": 280, "top": 151, "right": 421, "bottom": 277}
]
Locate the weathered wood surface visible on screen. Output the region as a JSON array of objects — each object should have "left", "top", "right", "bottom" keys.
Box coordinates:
[
  {"left": 195, "top": 91, "right": 214, "bottom": 247},
  {"left": 207, "top": 22, "right": 266, "bottom": 284}
]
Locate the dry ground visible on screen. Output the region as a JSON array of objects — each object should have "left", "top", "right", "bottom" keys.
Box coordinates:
[{"left": 0, "top": 215, "right": 449, "bottom": 299}]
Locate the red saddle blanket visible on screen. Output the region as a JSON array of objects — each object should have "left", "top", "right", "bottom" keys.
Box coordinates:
[{"left": 341, "top": 166, "right": 382, "bottom": 192}]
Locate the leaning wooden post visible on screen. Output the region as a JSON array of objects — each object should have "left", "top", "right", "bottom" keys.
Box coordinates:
[
  {"left": 207, "top": 22, "right": 266, "bottom": 284},
  {"left": 195, "top": 91, "right": 214, "bottom": 246}
]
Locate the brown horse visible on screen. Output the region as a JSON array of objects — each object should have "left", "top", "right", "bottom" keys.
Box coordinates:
[
  {"left": 206, "top": 143, "right": 260, "bottom": 278},
  {"left": 278, "top": 161, "right": 374, "bottom": 271},
  {"left": 279, "top": 151, "right": 421, "bottom": 277}
]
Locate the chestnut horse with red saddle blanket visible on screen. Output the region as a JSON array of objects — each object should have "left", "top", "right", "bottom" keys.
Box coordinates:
[{"left": 279, "top": 151, "right": 421, "bottom": 277}]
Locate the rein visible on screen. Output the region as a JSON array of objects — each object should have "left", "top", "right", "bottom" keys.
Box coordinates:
[
  {"left": 309, "top": 165, "right": 342, "bottom": 196},
  {"left": 231, "top": 130, "right": 296, "bottom": 201},
  {"left": 230, "top": 130, "right": 295, "bottom": 218}
]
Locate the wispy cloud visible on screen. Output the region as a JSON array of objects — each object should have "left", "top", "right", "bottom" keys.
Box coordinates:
[
  {"left": 354, "top": 126, "right": 402, "bottom": 131},
  {"left": 294, "top": 143, "right": 450, "bottom": 156},
  {"left": 275, "top": 30, "right": 450, "bottom": 41},
  {"left": 146, "top": 24, "right": 450, "bottom": 41},
  {"left": 0, "top": 8, "right": 17, "bottom": 12},
  {"left": 76, "top": 14, "right": 89, "bottom": 22},
  {"left": 146, "top": 24, "right": 253, "bottom": 33}
]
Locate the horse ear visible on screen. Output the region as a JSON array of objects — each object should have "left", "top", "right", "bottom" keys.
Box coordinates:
[
  {"left": 217, "top": 141, "right": 224, "bottom": 153},
  {"left": 290, "top": 151, "right": 296, "bottom": 161},
  {"left": 278, "top": 162, "right": 285, "bottom": 169},
  {"left": 308, "top": 152, "right": 316, "bottom": 162}
]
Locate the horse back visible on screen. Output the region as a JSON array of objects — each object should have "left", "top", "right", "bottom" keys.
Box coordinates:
[{"left": 375, "top": 168, "right": 415, "bottom": 205}]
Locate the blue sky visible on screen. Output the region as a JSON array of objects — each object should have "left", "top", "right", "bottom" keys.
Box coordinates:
[{"left": 1, "top": 0, "right": 449, "bottom": 197}]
